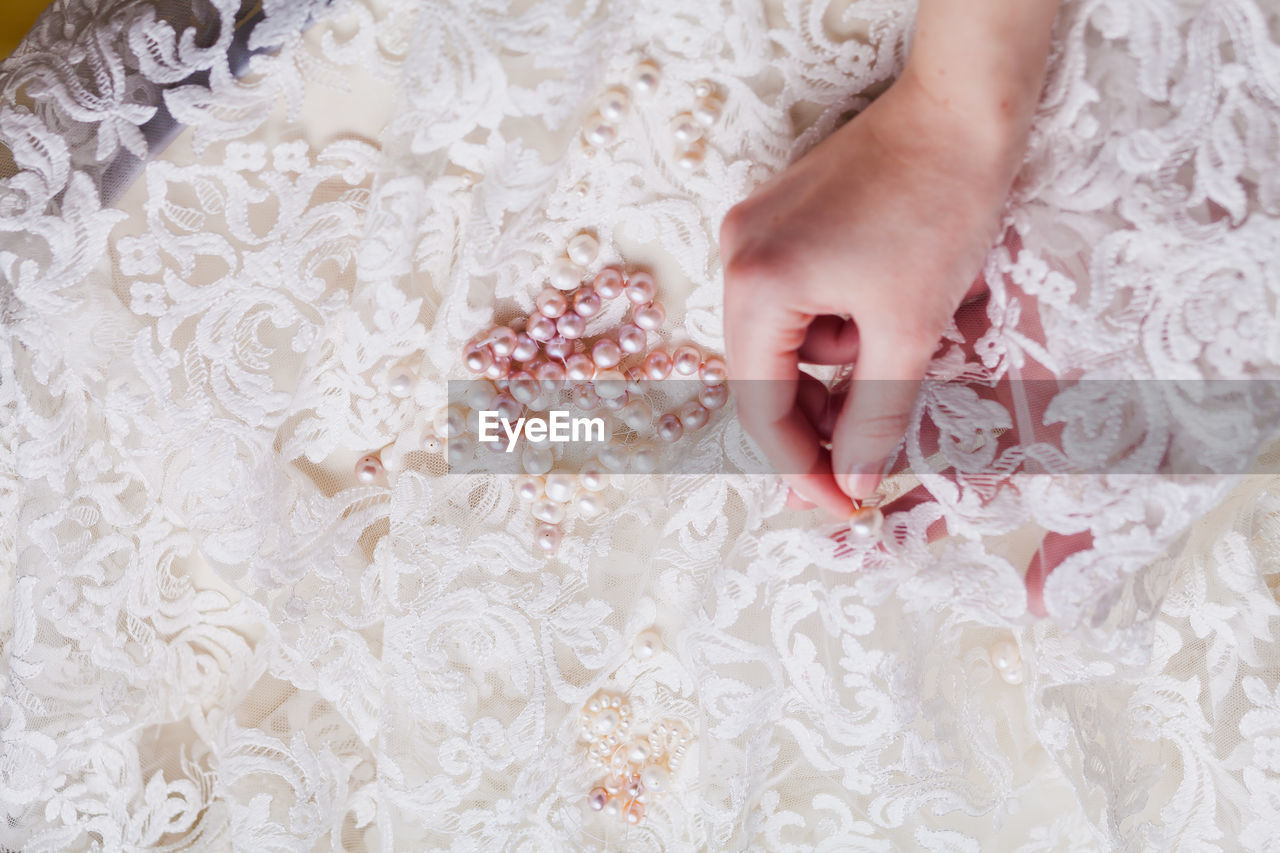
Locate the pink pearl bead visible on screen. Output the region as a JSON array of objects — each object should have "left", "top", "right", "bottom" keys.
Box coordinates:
[
  {"left": 493, "top": 393, "right": 522, "bottom": 423},
  {"left": 699, "top": 356, "right": 726, "bottom": 385},
  {"left": 354, "top": 454, "right": 384, "bottom": 484},
  {"left": 591, "top": 339, "right": 622, "bottom": 369},
  {"left": 464, "top": 344, "right": 493, "bottom": 373},
  {"left": 485, "top": 355, "right": 511, "bottom": 380},
  {"left": 535, "top": 361, "right": 566, "bottom": 388},
  {"left": 699, "top": 383, "right": 728, "bottom": 410},
  {"left": 545, "top": 336, "right": 573, "bottom": 361},
  {"left": 588, "top": 788, "right": 609, "bottom": 811},
  {"left": 557, "top": 313, "right": 586, "bottom": 339},
  {"left": 566, "top": 353, "right": 595, "bottom": 381},
  {"left": 633, "top": 301, "right": 666, "bottom": 331},
  {"left": 536, "top": 288, "right": 568, "bottom": 318},
  {"left": 508, "top": 371, "right": 539, "bottom": 404},
  {"left": 535, "top": 523, "right": 562, "bottom": 553},
  {"left": 512, "top": 333, "right": 538, "bottom": 362},
  {"left": 624, "top": 366, "right": 646, "bottom": 393},
  {"left": 625, "top": 271, "right": 656, "bottom": 304},
  {"left": 527, "top": 315, "right": 556, "bottom": 341},
  {"left": 573, "top": 288, "right": 602, "bottom": 318},
  {"left": 617, "top": 323, "right": 646, "bottom": 354},
  {"left": 600, "top": 390, "right": 629, "bottom": 411},
  {"left": 643, "top": 351, "right": 673, "bottom": 380},
  {"left": 678, "top": 400, "right": 709, "bottom": 430},
  {"left": 488, "top": 326, "right": 518, "bottom": 357},
  {"left": 625, "top": 800, "right": 645, "bottom": 824},
  {"left": 656, "top": 413, "right": 683, "bottom": 442},
  {"left": 672, "top": 345, "right": 701, "bottom": 375},
  {"left": 593, "top": 267, "right": 625, "bottom": 299},
  {"left": 573, "top": 385, "right": 600, "bottom": 410}
]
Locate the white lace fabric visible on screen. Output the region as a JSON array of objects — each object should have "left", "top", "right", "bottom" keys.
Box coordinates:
[{"left": 2, "top": 0, "right": 1280, "bottom": 850}]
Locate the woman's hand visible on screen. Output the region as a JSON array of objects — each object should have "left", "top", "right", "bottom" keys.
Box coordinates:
[{"left": 721, "top": 0, "right": 1058, "bottom": 517}]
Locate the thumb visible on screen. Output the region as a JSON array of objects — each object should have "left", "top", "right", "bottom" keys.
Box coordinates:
[{"left": 830, "top": 328, "right": 933, "bottom": 501}]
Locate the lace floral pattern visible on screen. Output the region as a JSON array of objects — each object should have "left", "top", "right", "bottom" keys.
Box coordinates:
[{"left": 2, "top": 0, "right": 1280, "bottom": 850}]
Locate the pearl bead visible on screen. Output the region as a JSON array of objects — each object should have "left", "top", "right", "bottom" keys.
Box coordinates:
[
  {"left": 625, "top": 800, "right": 645, "bottom": 824},
  {"left": 355, "top": 454, "right": 384, "bottom": 484},
  {"left": 584, "top": 116, "right": 617, "bottom": 147},
  {"left": 672, "top": 345, "right": 701, "bottom": 375},
  {"left": 549, "top": 257, "right": 583, "bottom": 291},
  {"left": 573, "top": 385, "right": 600, "bottom": 410},
  {"left": 643, "top": 351, "right": 673, "bottom": 380},
  {"left": 557, "top": 313, "right": 586, "bottom": 339},
  {"left": 591, "top": 339, "right": 622, "bottom": 369},
  {"left": 516, "top": 475, "right": 543, "bottom": 502},
  {"left": 656, "top": 413, "right": 683, "bottom": 442},
  {"left": 625, "top": 272, "right": 656, "bottom": 304},
  {"left": 532, "top": 497, "right": 566, "bottom": 524},
  {"left": 699, "top": 383, "right": 729, "bottom": 410},
  {"left": 580, "top": 464, "right": 608, "bottom": 492},
  {"left": 640, "top": 765, "right": 668, "bottom": 793},
  {"left": 566, "top": 354, "right": 595, "bottom": 382},
  {"left": 693, "top": 95, "right": 723, "bottom": 126},
  {"left": 848, "top": 505, "right": 884, "bottom": 540},
  {"left": 990, "top": 639, "right": 1020, "bottom": 672},
  {"left": 423, "top": 436, "right": 442, "bottom": 454},
  {"left": 544, "top": 336, "right": 573, "bottom": 361},
  {"left": 447, "top": 435, "right": 474, "bottom": 466},
  {"left": 568, "top": 232, "right": 601, "bottom": 266},
  {"left": 535, "top": 361, "right": 566, "bottom": 388},
  {"left": 677, "top": 401, "right": 709, "bottom": 430},
  {"left": 527, "top": 314, "right": 557, "bottom": 341},
  {"left": 493, "top": 394, "right": 522, "bottom": 423},
  {"left": 624, "top": 367, "right": 647, "bottom": 394},
  {"left": 536, "top": 288, "right": 568, "bottom": 318},
  {"left": 620, "top": 398, "right": 653, "bottom": 431},
  {"left": 488, "top": 326, "right": 518, "bottom": 357},
  {"left": 1001, "top": 666, "right": 1025, "bottom": 686},
  {"left": 572, "top": 181, "right": 589, "bottom": 198},
  {"left": 600, "top": 390, "right": 629, "bottom": 412},
  {"left": 633, "top": 628, "right": 663, "bottom": 660},
  {"left": 484, "top": 355, "right": 511, "bottom": 380},
  {"left": 522, "top": 445, "right": 554, "bottom": 475},
  {"left": 631, "top": 442, "right": 658, "bottom": 473},
  {"left": 630, "top": 60, "right": 661, "bottom": 94},
  {"left": 599, "top": 88, "right": 630, "bottom": 122},
  {"left": 595, "top": 370, "right": 627, "bottom": 399},
  {"left": 602, "top": 797, "right": 622, "bottom": 818},
  {"left": 671, "top": 111, "right": 702, "bottom": 143},
  {"left": 693, "top": 79, "right": 714, "bottom": 98},
  {"left": 545, "top": 471, "right": 575, "bottom": 503},
  {"left": 593, "top": 267, "right": 625, "bottom": 299},
  {"left": 593, "top": 707, "right": 621, "bottom": 735},
  {"left": 628, "top": 741, "right": 651, "bottom": 763},
  {"left": 617, "top": 323, "right": 646, "bottom": 354},
  {"left": 675, "top": 142, "right": 706, "bottom": 171},
  {"left": 441, "top": 406, "right": 466, "bottom": 437},
  {"left": 464, "top": 344, "right": 493, "bottom": 373},
  {"left": 599, "top": 444, "right": 629, "bottom": 472},
  {"left": 535, "top": 523, "right": 562, "bottom": 553},
  {"left": 699, "top": 356, "right": 726, "bottom": 385},
  {"left": 573, "top": 288, "right": 602, "bottom": 318},
  {"left": 588, "top": 788, "right": 609, "bottom": 811},
  {"left": 633, "top": 302, "right": 666, "bottom": 331},
  {"left": 575, "top": 490, "right": 605, "bottom": 519},
  {"left": 387, "top": 366, "right": 415, "bottom": 397},
  {"left": 467, "top": 380, "right": 497, "bottom": 410},
  {"left": 508, "top": 371, "right": 540, "bottom": 404}
]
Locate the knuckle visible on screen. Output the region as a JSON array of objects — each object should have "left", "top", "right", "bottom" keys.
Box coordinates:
[{"left": 723, "top": 240, "right": 791, "bottom": 292}]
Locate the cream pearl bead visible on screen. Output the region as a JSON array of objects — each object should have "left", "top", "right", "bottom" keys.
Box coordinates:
[
  {"left": 593, "top": 267, "right": 625, "bottom": 299},
  {"left": 990, "top": 639, "right": 1020, "bottom": 673},
  {"left": 675, "top": 142, "right": 706, "bottom": 171},
  {"left": 549, "top": 257, "right": 584, "bottom": 291},
  {"left": 544, "top": 471, "right": 576, "bottom": 503},
  {"left": 848, "top": 505, "right": 884, "bottom": 540},
  {"left": 625, "top": 272, "right": 656, "bottom": 304},
  {"left": 633, "top": 302, "right": 666, "bottom": 331},
  {"left": 630, "top": 60, "right": 661, "bottom": 94},
  {"left": 580, "top": 464, "right": 608, "bottom": 492},
  {"left": 672, "top": 345, "right": 702, "bottom": 375},
  {"left": 573, "top": 288, "right": 602, "bottom": 318},
  {"left": 617, "top": 323, "right": 646, "bottom": 354},
  {"left": 516, "top": 475, "right": 543, "bottom": 502},
  {"left": 557, "top": 312, "right": 586, "bottom": 339},
  {"left": 598, "top": 88, "right": 630, "bottom": 122},
  {"left": 536, "top": 288, "right": 568, "bottom": 318},
  {"left": 640, "top": 765, "right": 668, "bottom": 793},
  {"left": 532, "top": 497, "right": 566, "bottom": 525},
  {"left": 575, "top": 489, "right": 605, "bottom": 519},
  {"left": 628, "top": 741, "right": 651, "bottom": 763},
  {"left": 633, "top": 628, "right": 663, "bottom": 660},
  {"left": 591, "top": 339, "right": 623, "bottom": 369},
  {"left": 566, "top": 354, "right": 595, "bottom": 382},
  {"left": 593, "top": 707, "right": 621, "bottom": 734},
  {"left": 602, "top": 797, "right": 622, "bottom": 818},
  {"left": 527, "top": 314, "right": 557, "bottom": 341},
  {"left": 584, "top": 116, "right": 617, "bottom": 147},
  {"left": 656, "top": 413, "right": 683, "bottom": 442},
  {"left": 522, "top": 445, "right": 554, "bottom": 475},
  {"left": 643, "top": 351, "right": 673, "bottom": 380},
  {"left": 670, "top": 111, "right": 702, "bottom": 143},
  {"left": 534, "top": 523, "right": 562, "bottom": 553},
  {"left": 355, "top": 454, "right": 384, "bottom": 484},
  {"left": 699, "top": 383, "right": 729, "bottom": 410},
  {"left": 693, "top": 79, "right": 714, "bottom": 99},
  {"left": 545, "top": 336, "right": 573, "bottom": 361},
  {"left": 693, "top": 95, "right": 723, "bottom": 126},
  {"left": 567, "top": 231, "right": 601, "bottom": 266},
  {"left": 1001, "top": 666, "right": 1025, "bottom": 686},
  {"left": 387, "top": 366, "right": 416, "bottom": 398},
  {"left": 677, "top": 401, "right": 709, "bottom": 430}
]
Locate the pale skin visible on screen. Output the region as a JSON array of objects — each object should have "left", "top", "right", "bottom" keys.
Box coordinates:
[{"left": 722, "top": 0, "right": 1062, "bottom": 610}]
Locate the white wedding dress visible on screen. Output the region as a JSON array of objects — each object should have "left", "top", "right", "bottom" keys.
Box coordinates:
[{"left": 3, "top": 0, "right": 1280, "bottom": 850}]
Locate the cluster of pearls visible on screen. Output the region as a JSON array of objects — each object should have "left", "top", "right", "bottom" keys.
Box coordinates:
[
  {"left": 582, "top": 60, "right": 659, "bottom": 153},
  {"left": 581, "top": 684, "right": 689, "bottom": 826},
  {"left": 670, "top": 79, "right": 723, "bottom": 171},
  {"left": 989, "top": 638, "right": 1025, "bottom": 685}
]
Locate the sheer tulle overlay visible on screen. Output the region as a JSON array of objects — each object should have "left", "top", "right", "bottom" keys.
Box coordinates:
[{"left": 3, "top": 0, "right": 1280, "bottom": 850}]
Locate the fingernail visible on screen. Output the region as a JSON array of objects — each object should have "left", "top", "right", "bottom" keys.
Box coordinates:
[{"left": 842, "top": 459, "right": 887, "bottom": 501}]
